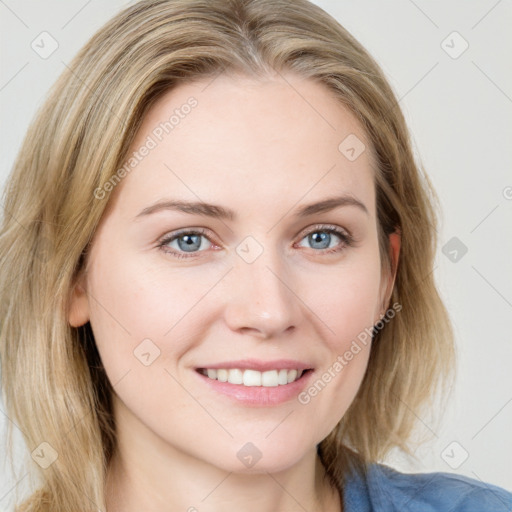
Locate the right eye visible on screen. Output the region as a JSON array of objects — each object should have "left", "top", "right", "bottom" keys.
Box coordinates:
[{"left": 157, "top": 228, "right": 218, "bottom": 259}]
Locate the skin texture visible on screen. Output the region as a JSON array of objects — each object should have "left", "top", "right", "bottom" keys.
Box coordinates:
[{"left": 69, "top": 72, "right": 400, "bottom": 512}]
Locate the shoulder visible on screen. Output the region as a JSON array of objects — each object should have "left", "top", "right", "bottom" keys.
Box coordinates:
[{"left": 343, "top": 461, "right": 512, "bottom": 512}]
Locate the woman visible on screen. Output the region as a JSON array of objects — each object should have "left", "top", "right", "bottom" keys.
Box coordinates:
[{"left": 0, "top": 0, "right": 510, "bottom": 510}]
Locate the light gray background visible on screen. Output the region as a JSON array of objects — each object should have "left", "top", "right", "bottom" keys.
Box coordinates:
[{"left": 1, "top": 0, "right": 511, "bottom": 507}]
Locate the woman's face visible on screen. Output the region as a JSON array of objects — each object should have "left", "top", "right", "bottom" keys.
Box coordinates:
[{"left": 69, "top": 72, "right": 398, "bottom": 474}]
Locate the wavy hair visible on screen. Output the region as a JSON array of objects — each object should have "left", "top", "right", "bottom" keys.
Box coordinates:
[{"left": 0, "top": 0, "right": 455, "bottom": 509}]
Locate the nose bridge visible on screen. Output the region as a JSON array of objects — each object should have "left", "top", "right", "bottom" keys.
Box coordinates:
[{"left": 223, "top": 237, "right": 301, "bottom": 337}]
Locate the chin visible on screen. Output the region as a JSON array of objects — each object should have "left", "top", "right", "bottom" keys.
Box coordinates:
[{"left": 200, "top": 435, "right": 315, "bottom": 475}]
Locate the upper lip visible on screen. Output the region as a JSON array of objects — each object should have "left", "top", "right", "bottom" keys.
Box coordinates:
[{"left": 195, "top": 359, "right": 313, "bottom": 372}]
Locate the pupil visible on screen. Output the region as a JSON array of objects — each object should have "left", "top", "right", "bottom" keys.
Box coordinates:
[
  {"left": 178, "top": 234, "right": 201, "bottom": 251},
  {"left": 310, "top": 232, "right": 329, "bottom": 249}
]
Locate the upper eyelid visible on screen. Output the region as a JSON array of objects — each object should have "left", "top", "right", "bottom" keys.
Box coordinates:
[
  {"left": 296, "top": 223, "right": 350, "bottom": 238},
  {"left": 159, "top": 227, "right": 217, "bottom": 245}
]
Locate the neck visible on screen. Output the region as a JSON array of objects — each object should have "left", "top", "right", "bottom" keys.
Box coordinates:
[{"left": 105, "top": 402, "right": 341, "bottom": 512}]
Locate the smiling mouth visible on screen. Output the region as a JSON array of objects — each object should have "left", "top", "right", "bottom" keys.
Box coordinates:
[{"left": 196, "top": 368, "right": 313, "bottom": 387}]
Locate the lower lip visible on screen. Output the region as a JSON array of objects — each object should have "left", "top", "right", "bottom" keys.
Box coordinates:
[{"left": 194, "top": 370, "right": 314, "bottom": 407}]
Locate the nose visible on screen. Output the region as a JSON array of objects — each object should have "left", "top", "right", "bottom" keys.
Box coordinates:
[{"left": 222, "top": 247, "right": 302, "bottom": 339}]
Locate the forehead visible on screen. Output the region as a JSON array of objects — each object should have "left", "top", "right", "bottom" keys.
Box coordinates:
[{"left": 109, "top": 72, "right": 376, "bottom": 220}]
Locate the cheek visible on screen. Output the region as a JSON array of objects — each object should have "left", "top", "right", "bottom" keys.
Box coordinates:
[
  {"left": 293, "top": 252, "right": 381, "bottom": 426},
  {"left": 305, "top": 253, "right": 382, "bottom": 350},
  {"left": 85, "top": 246, "right": 231, "bottom": 388},
  {"left": 84, "top": 249, "right": 215, "bottom": 436}
]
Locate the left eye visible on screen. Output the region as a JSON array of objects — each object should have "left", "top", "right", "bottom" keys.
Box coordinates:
[{"left": 297, "top": 228, "right": 350, "bottom": 251}]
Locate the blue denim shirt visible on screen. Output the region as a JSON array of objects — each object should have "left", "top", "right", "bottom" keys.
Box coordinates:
[{"left": 344, "top": 462, "right": 512, "bottom": 511}]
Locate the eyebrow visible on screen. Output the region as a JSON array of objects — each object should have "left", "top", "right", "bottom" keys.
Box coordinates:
[{"left": 134, "top": 194, "right": 369, "bottom": 221}]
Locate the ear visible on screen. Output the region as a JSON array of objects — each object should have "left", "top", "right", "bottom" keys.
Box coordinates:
[
  {"left": 378, "top": 230, "right": 401, "bottom": 316},
  {"left": 68, "top": 270, "right": 90, "bottom": 327}
]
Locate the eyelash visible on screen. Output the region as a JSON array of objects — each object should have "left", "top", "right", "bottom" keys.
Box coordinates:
[{"left": 157, "top": 224, "right": 354, "bottom": 260}]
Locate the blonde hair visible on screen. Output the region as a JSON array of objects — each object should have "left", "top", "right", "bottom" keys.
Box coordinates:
[{"left": 0, "top": 0, "right": 455, "bottom": 509}]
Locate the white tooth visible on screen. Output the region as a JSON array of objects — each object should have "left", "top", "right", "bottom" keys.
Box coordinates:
[
  {"left": 227, "top": 369, "right": 243, "bottom": 384},
  {"left": 217, "top": 369, "right": 228, "bottom": 382},
  {"left": 287, "top": 369, "right": 298, "bottom": 383},
  {"left": 262, "top": 370, "right": 279, "bottom": 387},
  {"left": 243, "top": 369, "right": 262, "bottom": 386},
  {"left": 277, "top": 369, "right": 289, "bottom": 385},
  {"left": 205, "top": 368, "right": 304, "bottom": 386}
]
